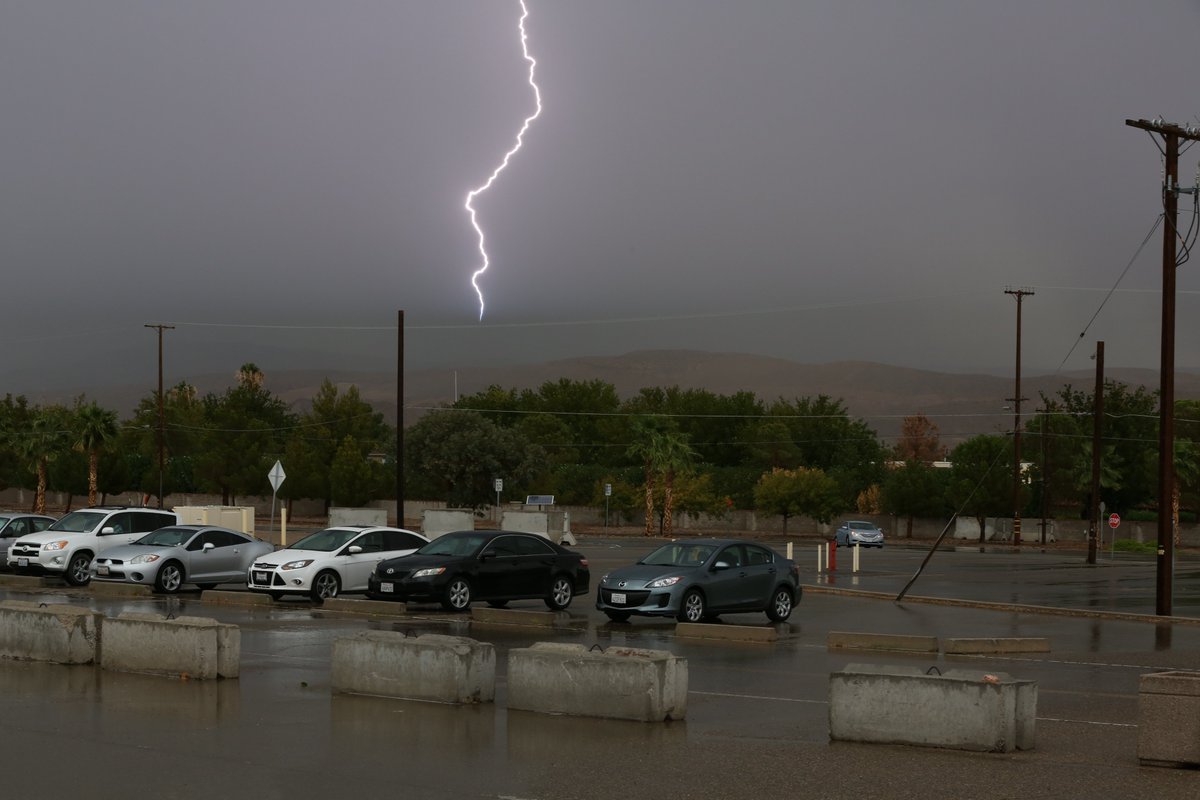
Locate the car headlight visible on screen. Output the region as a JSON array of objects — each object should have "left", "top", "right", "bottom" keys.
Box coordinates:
[
  {"left": 412, "top": 567, "right": 445, "bottom": 578},
  {"left": 44, "top": 540, "right": 70, "bottom": 551},
  {"left": 647, "top": 576, "right": 683, "bottom": 588},
  {"left": 281, "top": 559, "right": 314, "bottom": 570},
  {"left": 130, "top": 554, "right": 161, "bottom": 565}
]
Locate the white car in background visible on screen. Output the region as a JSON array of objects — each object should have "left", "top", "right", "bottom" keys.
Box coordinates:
[{"left": 246, "top": 526, "right": 428, "bottom": 601}]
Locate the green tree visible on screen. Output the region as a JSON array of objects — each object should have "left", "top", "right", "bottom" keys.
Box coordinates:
[
  {"left": 753, "top": 467, "right": 843, "bottom": 532},
  {"left": 73, "top": 401, "right": 120, "bottom": 506},
  {"left": 329, "top": 435, "right": 375, "bottom": 507},
  {"left": 948, "top": 435, "right": 1012, "bottom": 542},
  {"left": 881, "top": 461, "right": 950, "bottom": 537},
  {"left": 12, "top": 405, "right": 72, "bottom": 513}
]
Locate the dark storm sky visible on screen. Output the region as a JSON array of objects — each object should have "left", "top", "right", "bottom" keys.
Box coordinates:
[{"left": 2, "top": 0, "right": 1200, "bottom": 389}]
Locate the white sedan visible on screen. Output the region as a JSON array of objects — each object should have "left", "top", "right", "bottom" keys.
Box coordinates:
[{"left": 246, "top": 526, "right": 428, "bottom": 601}]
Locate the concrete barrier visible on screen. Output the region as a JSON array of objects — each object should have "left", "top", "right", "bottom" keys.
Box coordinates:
[
  {"left": 1138, "top": 671, "right": 1200, "bottom": 767},
  {"left": 88, "top": 582, "right": 154, "bottom": 598},
  {"left": 320, "top": 597, "right": 408, "bottom": 616},
  {"left": 0, "top": 600, "right": 101, "bottom": 664},
  {"left": 470, "top": 607, "right": 566, "bottom": 628},
  {"left": 199, "top": 590, "right": 274, "bottom": 607},
  {"left": 827, "top": 631, "right": 939, "bottom": 653},
  {"left": 943, "top": 637, "right": 1050, "bottom": 655},
  {"left": 830, "top": 664, "right": 1036, "bottom": 752},
  {"left": 507, "top": 642, "right": 687, "bottom": 722},
  {"left": 676, "top": 622, "right": 779, "bottom": 643},
  {"left": 0, "top": 574, "right": 50, "bottom": 590},
  {"left": 101, "top": 612, "right": 240, "bottom": 679},
  {"left": 332, "top": 632, "right": 495, "bottom": 704}
]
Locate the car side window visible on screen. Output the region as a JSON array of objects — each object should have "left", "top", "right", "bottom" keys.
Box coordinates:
[
  {"left": 8, "top": 519, "right": 28, "bottom": 537},
  {"left": 186, "top": 534, "right": 205, "bottom": 552},
  {"left": 385, "top": 531, "right": 426, "bottom": 550},
  {"left": 717, "top": 545, "right": 743, "bottom": 568},
  {"left": 353, "top": 532, "right": 383, "bottom": 553},
  {"left": 142, "top": 513, "right": 175, "bottom": 533},
  {"left": 204, "top": 531, "right": 237, "bottom": 549},
  {"left": 483, "top": 537, "right": 521, "bottom": 557},
  {"left": 128, "top": 513, "right": 161, "bottom": 534},
  {"left": 513, "top": 535, "right": 554, "bottom": 556},
  {"left": 103, "top": 513, "right": 131, "bottom": 535},
  {"left": 746, "top": 546, "right": 771, "bottom": 566},
  {"left": 32, "top": 518, "right": 51, "bottom": 532}
]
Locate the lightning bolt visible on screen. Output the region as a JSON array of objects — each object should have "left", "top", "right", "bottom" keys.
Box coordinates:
[{"left": 465, "top": 0, "right": 542, "bottom": 320}]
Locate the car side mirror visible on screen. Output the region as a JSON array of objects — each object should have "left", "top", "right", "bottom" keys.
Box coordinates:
[
  {"left": 100, "top": 526, "right": 115, "bottom": 534},
  {"left": 713, "top": 561, "right": 731, "bottom": 571},
  {"left": 202, "top": 542, "right": 215, "bottom": 552},
  {"left": 347, "top": 545, "right": 363, "bottom": 555},
  {"left": 479, "top": 551, "right": 495, "bottom": 561}
]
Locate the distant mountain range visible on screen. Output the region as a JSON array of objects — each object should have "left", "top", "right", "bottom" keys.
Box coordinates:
[{"left": 23, "top": 349, "right": 1200, "bottom": 445}]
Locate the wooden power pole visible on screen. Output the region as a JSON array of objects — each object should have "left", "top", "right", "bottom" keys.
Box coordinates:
[
  {"left": 1005, "top": 287, "right": 1033, "bottom": 546},
  {"left": 144, "top": 324, "right": 174, "bottom": 508}
]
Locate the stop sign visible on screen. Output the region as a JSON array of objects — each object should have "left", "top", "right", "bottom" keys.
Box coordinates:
[{"left": 1108, "top": 513, "right": 1121, "bottom": 529}]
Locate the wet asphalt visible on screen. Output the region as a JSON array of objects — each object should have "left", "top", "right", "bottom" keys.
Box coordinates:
[{"left": 1, "top": 538, "right": 1198, "bottom": 799}]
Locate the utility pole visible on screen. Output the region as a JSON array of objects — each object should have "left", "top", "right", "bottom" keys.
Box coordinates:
[
  {"left": 396, "top": 309, "right": 405, "bottom": 527},
  {"left": 1126, "top": 118, "right": 1200, "bottom": 616},
  {"left": 1005, "top": 287, "right": 1033, "bottom": 546},
  {"left": 1088, "top": 341, "right": 1104, "bottom": 565},
  {"left": 143, "top": 324, "right": 174, "bottom": 509}
]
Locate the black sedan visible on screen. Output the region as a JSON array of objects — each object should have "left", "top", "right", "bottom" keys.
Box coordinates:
[{"left": 366, "top": 530, "right": 590, "bottom": 612}]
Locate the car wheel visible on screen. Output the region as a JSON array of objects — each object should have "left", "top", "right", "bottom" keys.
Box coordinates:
[
  {"left": 765, "top": 586, "right": 794, "bottom": 622},
  {"left": 65, "top": 552, "right": 93, "bottom": 586},
  {"left": 195, "top": 583, "right": 218, "bottom": 590},
  {"left": 604, "top": 610, "right": 632, "bottom": 623},
  {"left": 486, "top": 600, "right": 509, "bottom": 608},
  {"left": 442, "top": 577, "right": 472, "bottom": 612},
  {"left": 310, "top": 570, "right": 340, "bottom": 602},
  {"left": 154, "top": 561, "right": 185, "bottom": 594},
  {"left": 677, "top": 589, "right": 706, "bottom": 623},
  {"left": 545, "top": 574, "right": 574, "bottom": 610}
]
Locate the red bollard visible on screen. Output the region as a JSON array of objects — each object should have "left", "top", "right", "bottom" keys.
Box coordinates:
[{"left": 829, "top": 539, "right": 837, "bottom": 571}]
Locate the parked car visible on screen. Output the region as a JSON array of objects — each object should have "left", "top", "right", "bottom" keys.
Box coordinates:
[
  {"left": 0, "top": 513, "right": 56, "bottom": 567},
  {"left": 834, "top": 520, "right": 886, "bottom": 548},
  {"left": 365, "top": 530, "right": 590, "bottom": 612},
  {"left": 596, "top": 538, "right": 800, "bottom": 624},
  {"left": 8, "top": 506, "right": 179, "bottom": 585},
  {"left": 89, "top": 525, "right": 275, "bottom": 593},
  {"left": 246, "top": 526, "right": 428, "bottom": 601}
]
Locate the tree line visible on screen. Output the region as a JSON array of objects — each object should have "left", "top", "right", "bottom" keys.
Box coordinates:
[{"left": 2, "top": 368, "right": 1196, "bottom": 537}]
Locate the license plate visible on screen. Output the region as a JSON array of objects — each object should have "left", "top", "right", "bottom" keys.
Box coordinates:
[
  {"left": 254, "top": 571, "right": 269, "bottom": 583},
  {"left": 380, "top": 582, "right": 394, "bottom": 593},
  {"left": 18, "top": 558, "right": 28, "bottom": 568},
  {"left": 611, "top": 592, "right": 626, "bottom": 605},
  {"left": 97, "top": 565, "right": 109, "bottom": 576}
]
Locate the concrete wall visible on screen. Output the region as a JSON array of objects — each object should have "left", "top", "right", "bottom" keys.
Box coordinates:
[
  {"left": 100, "top": 612, "right": 240, "bottom": 679},
  {"left": 507, "top": 642, "right": 687, "bottom": 722},
  {"left": 331, "top": 631, "right": 495, "bottom": 704},
  {"left": 175, "top": 505, "right": 255, "bottom": 535},
  {"left": 329, "top": 507, "right": 388, "bottom": 527},
  {"left": 829, "top": 664, "right": 1037, "bottom": 753},
  {"left": 1138, "top": 670, "right": 1200, "bottom": 767},
  {"left": 421, "top": 509, "right": 476, "bottom": 538},
  {"left": 0, "top": 601, "right": 102, "bottom": 664}
]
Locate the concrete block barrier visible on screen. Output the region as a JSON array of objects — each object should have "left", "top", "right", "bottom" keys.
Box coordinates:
[
  {"left": 1138, "top": 671, "right": 1200, "bottom": 767},
  {"left": 943, "top": 637, "right": 1050, "bottom": 655},
  {"left": 320, "top": 598, "right": 408, "bottom": 616},
  {"left": 469, "top": 607, "right": 564, "bottom": 628},
  {"left": 507, "top": 642, "right": 687, "bottom": 722},
  {"left": 827, "top": 631, "right": 939, "bottom": 653},
  {"left": 101, "top": 612, "right": 240, "bottom": 679},
  {"left": 0, "top": 600, "right": 101, "bottom": 664},
  {"left": 676, "top": 622, "right": 779, "bottom": 643},
  {"left": 88, "top": 582, "right": 154, "bottom": 598},
  {"left": 332, "top": 632, "right": 495, "bottom": 704},
  {"left": 0, "top": 574, "right": 50, "bottom": 590},
  {"left": 830, "top": 664, "right": 1037, "bottom": 752},
  {"left": 199, "top": 590, "right": 273, "bottom": 607}
]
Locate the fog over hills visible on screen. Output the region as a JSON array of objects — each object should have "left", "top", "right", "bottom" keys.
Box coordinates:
[{"left": 19, "top": 350, "right": 1200, "bottom": 445}]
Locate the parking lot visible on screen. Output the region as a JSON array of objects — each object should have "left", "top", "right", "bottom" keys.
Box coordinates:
[{"left": 1, "top": 538, "right": 1199, "bottom": 799}]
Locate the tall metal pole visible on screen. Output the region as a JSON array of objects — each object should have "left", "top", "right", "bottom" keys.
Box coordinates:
[
  {"left": 144, "top": 324, "right": 174, "bottom": 509},
  {"left": 1125, "top": 119, "right": 1200, "bottom": 615},
  {"left": 1088, "top": 341, "right": 1104, "bottom": 565},
  {"left": 396, "top": 310, "right": 405, "bottom": 527},
  {"left": 1005, "top": 288, "right": 1033, "bottom": 546}
]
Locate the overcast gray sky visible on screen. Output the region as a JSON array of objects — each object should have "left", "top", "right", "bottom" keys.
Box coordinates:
[{"left": 3, "top": 0, "right": 1200, "bottom": 390}]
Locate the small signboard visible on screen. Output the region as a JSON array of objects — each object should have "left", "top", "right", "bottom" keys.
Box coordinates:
[
  {"left": 1108, "top": 513, "right": 1121, "bottom": 529},
  {"left": 604, "top": 483, "right": 612, "bottom": 497},
  {"left": 268, "top": 460, "right": 286, "bottom": 492},
  {"left": 494, "top": 478, "right": 503, "bottom": 493}
]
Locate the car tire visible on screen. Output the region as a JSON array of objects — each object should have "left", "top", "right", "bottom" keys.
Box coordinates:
[
  {"left": 65, "top": 552, "right": 93, "bottom": 586},
  {"left": 604, "top": 610, "right": 632, "bottom": 623},
  {"left": 442, "top": 577, "right": 472, "bottom": 612},
  {"left": 545, "top": 574, "right": 574, "bottom": 610},
  {"left": 195, "top": 583, "right": 218, "bottom": 590},
  {"left": 310, "top": 570, "right": 340, "bottom": 602},
  {"left": 269, "top": 591, "right": 284, "bottom": 601},
  {"left": 154, "top": 561, "right": 185, "bottom": 594},
  {"left": 677, "top": 588, "right": 706, "bottom": 623},
  {"left": 765, "top": 586, "right": 794, "bottom": 622}
]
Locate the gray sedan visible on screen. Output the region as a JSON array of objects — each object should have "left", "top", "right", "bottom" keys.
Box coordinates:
[
  {"left": 595, "top": 538, "right": 800, "bottom": 624},
  {"left": 90, "top": 525, "right": 275, "bottom": 593}
]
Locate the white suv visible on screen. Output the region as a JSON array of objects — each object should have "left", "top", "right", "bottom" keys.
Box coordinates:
[{"left": 7, "top": 506, "right": 179, "bottom": 585}]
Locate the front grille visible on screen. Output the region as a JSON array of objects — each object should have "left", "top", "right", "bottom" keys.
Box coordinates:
[
  {"left": 11, "top": 543, "right": 39, "bottom": 558},
  {"left": 601, "top": 588, "right": 650, "bottom": 606},
  {"left": 252, "top": 562, "right": 279, "bottom": 570},
  {"left": 379, "top": 567, "right": 411, "bottom": 580}
]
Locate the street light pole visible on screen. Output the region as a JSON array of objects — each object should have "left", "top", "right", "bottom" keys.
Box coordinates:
[{"left": 144, "top": 324, "right": 174, "bottom": 509}]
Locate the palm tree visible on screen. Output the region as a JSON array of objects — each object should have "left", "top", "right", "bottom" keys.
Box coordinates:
[
  {"left": 656, "top": 431, "right": 698, "bottom": 537},
  {"left": 14, "top": 407, "right": 68, "bottom": 514},
  {"left": 625, "top": 423, "right": 661, "bottom": 537},
  {"left": 74, "top": 402, "right": 120, "bottom": 506},
  {"left": 236, "top": 362, "right": 265, "bottom": 389}
]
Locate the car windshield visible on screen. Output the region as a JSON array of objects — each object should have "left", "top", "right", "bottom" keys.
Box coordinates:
[
  {"left": 417, "top": 534, "right": 489, "bottom": 557},
  {"left": 289, "top": 529, "right": 361, "bottom": 552},
  {"left": 641, "top": 543, "right": 715, "bottom": 567},
  {"left": 47, "top": 511, "right": 106, "bottom": 533},
  {"left": 0, "top": 516, "right": 10, "bottom": 526},
  {"left": 848, "top": 522, "right": 876, "bottom": 530},
  {"left": 134, "top": 527, "right": 195, "bottom": 548}
]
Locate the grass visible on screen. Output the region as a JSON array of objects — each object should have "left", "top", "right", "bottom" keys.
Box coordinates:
[{"left": 1110, "top": 539, "right": 1157, "bottom": 554}]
